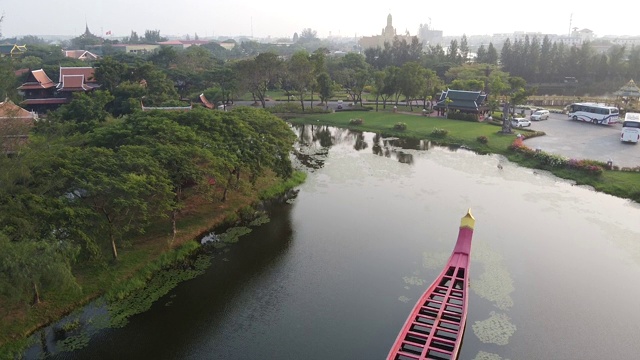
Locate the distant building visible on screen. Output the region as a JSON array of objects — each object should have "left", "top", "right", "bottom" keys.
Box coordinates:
[
  {"left": 17, "top": 67, "right": 100, "bottom": 114},
  {"left": 157, "top": 40, "right": 212, "bottom": 49},
  {"left": 417, "top": 23, "right": 443, "bottom": 46},
  {"left": 110, "top": 44, "right": 161, "bottom": 54},
  {"left": 0, "top": 44, "right": 27, "bottom": 58},
  {"left": 359, "top": 14, "right": 412, "bottom": 49},
  {"left": 63, "top": 50, "right": 100, "bottom": 61},
  {"left": 0, "top": 99, "right": 37, "bottom": 155}
]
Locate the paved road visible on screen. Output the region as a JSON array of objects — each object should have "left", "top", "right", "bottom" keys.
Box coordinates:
[{"left": 524, "top": 112, "right": 640, "bottom": 168}]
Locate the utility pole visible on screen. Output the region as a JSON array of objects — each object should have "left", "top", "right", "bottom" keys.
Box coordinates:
[{"left": 569, "top": 13, "right": 572, "bottom": 36}]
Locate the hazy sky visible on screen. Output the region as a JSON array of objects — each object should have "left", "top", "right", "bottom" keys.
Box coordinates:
[{"left": 1, "top": 1, "right": 635, "bottom": 39}]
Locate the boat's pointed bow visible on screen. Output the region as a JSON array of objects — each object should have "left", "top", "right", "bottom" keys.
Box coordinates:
[{"left": 460, "top": 208, "right": 475, "bottom": 230}]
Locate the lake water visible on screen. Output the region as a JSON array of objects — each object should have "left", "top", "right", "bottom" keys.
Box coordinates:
[{"left": 32, "top": 125, "right": 640, "bottom": 359}]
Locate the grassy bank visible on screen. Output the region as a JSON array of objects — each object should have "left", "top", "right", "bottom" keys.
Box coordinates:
[
  {"left": 288, "top": 111, "right": 640, "bottom": 202},
  {"left": 0, "top": 171, "right": 306, "bottom": 356}
]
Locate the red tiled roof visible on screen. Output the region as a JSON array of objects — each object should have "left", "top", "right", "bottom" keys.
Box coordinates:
[
  {"left": 21, "top": 98, "right": 69, "bottom": 105},
  {"left": 58, "top": 67, "right": 96, "bottom": 83},
  {"left": 0, "top": 100, "right": 36, "bottom": 119},
  {"left": 199, "top": 93, "right": 215, "bottom": 109},
  {"left": 14, "top": 68, "right": 30, "bottom": 77},
  {"left": 58, "top": 75, "right": 91, "bottom": 91},
  {"left": 17, "top": 69, "right": 56, "bottom": 90}
]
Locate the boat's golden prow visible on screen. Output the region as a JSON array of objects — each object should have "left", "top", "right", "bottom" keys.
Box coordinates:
[{"left": 460, "top": 208, "right": 475, "bottom": 230}]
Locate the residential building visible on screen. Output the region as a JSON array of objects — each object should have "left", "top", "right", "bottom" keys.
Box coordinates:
[{"left": 0, "top": 99, "right": 37, "bottom": 154}]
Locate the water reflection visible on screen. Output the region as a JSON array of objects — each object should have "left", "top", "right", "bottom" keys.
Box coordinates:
[
  {"left": 292, "top": 125, "right": 422, "bottom": 166},
  {"left": 31, "top": 125, "right": 640, "bottom": 360}
]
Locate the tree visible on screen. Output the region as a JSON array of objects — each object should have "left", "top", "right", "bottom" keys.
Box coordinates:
[
  {"left": 48, "top": 91, "right": 115, "bottom": 134},
  {"left": 447, "top": 39, "right": 460, "bottom": 64},
  {"left": 66, "top": 146, "right": 173, "bottom": 260},
  {"left": 486, "top": 43, "right": 498, "bottom": 65},
  {"left": 143, "top": 29, "right": 166, "bottom": 43},
  {"left": 235, "top": 52, "right": 282, "bottom": 108},
  {"left": 398, "top": 62, "right": 426, "bottom": 111},
  {"left": 476, "top": 45, "right": 487, "bottom": 64},
  {"left": 288, "top": 51, "right": 315, "bottom": 111},
  {"left": 459, "top": 35, "right": 469, "bottom": 63},
  {"left": 316, "top": 72, "right": 334, "bottom": 107},
  {"left": 0, "top": 233, "right": 79, "bottom": 305},
  {"left": 298, "top": 28, "right": 318, "bottom": 43}
]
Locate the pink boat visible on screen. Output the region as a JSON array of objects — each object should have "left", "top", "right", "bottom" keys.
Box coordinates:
[{"left": 387, "top": 210, "right": 475, "bottom": 360}]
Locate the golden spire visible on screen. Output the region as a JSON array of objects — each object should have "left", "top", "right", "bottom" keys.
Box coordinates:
[{"left": 460, "top": 208, "right": 475, "bottom": 229}]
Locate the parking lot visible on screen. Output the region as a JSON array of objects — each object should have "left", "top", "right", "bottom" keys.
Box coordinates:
[{"left": 523, "top": 112, "right": 640, "bottom": 168}]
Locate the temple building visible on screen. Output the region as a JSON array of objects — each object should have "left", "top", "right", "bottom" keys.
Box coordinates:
[{"left": 359, "top": 14, "right": 412, "bottom": 49}]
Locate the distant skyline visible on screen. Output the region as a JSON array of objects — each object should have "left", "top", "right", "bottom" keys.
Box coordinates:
[{"left": 1, "top": 1, "right": 637, "bottom": 40}]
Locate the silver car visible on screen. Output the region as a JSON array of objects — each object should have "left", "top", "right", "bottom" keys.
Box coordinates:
[
  {"left": 511, "top": 117, "right": 532, "bottom": 127},
  {"left": 530, "top": 110, "right": 550, "bottom": 121}
]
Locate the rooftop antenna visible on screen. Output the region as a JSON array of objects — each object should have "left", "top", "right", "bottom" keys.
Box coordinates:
[{"left": 569, "top": 13, "right": 572, "bottom": 36}]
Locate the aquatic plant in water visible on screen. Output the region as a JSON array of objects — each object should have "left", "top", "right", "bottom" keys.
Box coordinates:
[
  {"left": 473, "top": 351, "right": 511, "bottom": 360},
  {"left": 107, "top": 255, "right": 211, "bottom": 328},
  {"left": 470, "top": 242, "right": 514, "bottom": 311},
  {"left": 472, "top": 311, "right": 517, "bottom": 346},
  {"left": 249, "top": 214, "right": 270, "bottom": 227},
  {"left": 421, "top": 251, "right": 450, "bottom": 270},
  {"left": 402, "top": 276, "right": 426, "bottom": 286},
  {"left": 219, "top": 227, "right": 252, "bottom": 244}
]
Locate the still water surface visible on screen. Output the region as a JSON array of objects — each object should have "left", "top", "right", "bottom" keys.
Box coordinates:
[{"left": 43, "top": 125, "right": 640, "bottom": 359}]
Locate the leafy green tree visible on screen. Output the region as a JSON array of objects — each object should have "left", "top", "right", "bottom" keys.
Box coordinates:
[
  {"left": 288, "top": 50, "right": 315, "bottom": 111},
  {"left": 371, "top": 70, "right": 386, "bottom": 111},
  {"left": 486, "top": 43, "right": 498, "bottom": 65},
  {"left": 48, "top": 91, "right": 115, "bottom": 134},
  {"left": 398, "top": 62, "right": 426, "bottom": 111},
  {"left": 0, "top": 233, "right": 79, "bottom": 305},
  {"left": 94, "top": 56, "right": 127, "bottom": 93},
  {"left": 234, "top": 52, "right": 282, "bottom": 108},
  {"left": 316, "top": 72, "right": 334, "bottom": 107},
  {"left": 459, "top": 35, "right": 469, "bottom": 63},
  {"left": 143, "top": 29, "right": 167, "bottom": 43},
  {"left": 476, "top": 45, "right": 487, "bottom": 64},
  {"left": 66, "top": 146, "right": 173, "bottom": 260}
]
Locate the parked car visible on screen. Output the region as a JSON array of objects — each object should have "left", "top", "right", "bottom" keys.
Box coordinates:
[
  {"left": 511, "top": 117, "right": 532, "bottom": 127},
  {"left": 530, "top": 109, "right": 550, "bottom": 121}
]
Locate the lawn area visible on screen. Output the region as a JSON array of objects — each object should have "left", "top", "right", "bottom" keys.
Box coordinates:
[
  {"left": 288, "top": 111, "right": 640, "bottom": 203},
  {"left": 289, "top": 110, "right": 520, "bottom": 154}
]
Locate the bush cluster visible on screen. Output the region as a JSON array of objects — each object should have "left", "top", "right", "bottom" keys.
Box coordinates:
[
  {"left": 349, "top": 118, "right": 364, "bottom": 125},
  {"left": 266, "top": 103, "right": 329, "bottom": 114},
  {"left": 394, "top": 122, "right": 407, "bottom": 131},
  {"left": 447, "top": 112, "right": 479, "bottom": 122},
  {"left": 476, "top": 135, "right": 488, "bottom": 144},
  {"left": 431, "top": 128, "right": 449, "bottom": 138},
  {"left": 509, "top": 138, "right": 604, "bottom": 176}
]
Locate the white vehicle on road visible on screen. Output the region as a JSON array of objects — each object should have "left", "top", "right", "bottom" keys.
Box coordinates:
[
  {"left": 621, "top": 112, "right": 640, "bottom": 143},
  {"left": 530, "top": 109, "right": 550, "bottom": 121},
  {"left": 567, "top": 102, "right": 619, "bottom": 125},
  {"left": 511, "top": 117, "right": 531, "bottom": 128}
]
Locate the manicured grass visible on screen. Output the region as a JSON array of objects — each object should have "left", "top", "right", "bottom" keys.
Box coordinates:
[
  {"left": 289, "top": 111, "right": 640, "bottom": 203},
  {"left": 289, "top": 111, "right": 519, "bottom": 154}
]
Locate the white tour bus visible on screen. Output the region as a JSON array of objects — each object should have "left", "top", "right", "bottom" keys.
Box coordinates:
[
  {"left": 566, "top": 102, "right": 619, "bottom": 125},
  {"left": 621, "top": 112, "right": 640, "bottom": 143}
]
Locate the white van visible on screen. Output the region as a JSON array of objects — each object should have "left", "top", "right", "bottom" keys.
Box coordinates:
[
  {"left": 621, "top": 112, "right": 640, "bottom": 143},
  {"left": 530, "top": 109, "right": 550, "bottom": 121}
]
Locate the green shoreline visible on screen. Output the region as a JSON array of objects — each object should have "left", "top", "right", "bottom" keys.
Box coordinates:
[
  {"left": 0, "top": 171, "right": 306, "bottom": 357},
  {"left": 288, "top": 111, "right": 640, "bottom": 203}
]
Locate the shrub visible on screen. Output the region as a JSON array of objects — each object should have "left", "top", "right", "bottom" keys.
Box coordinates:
[
  {"left": 447, "top": 112, "right": 479, "bottom": 122},
  {"left": 476, "top": 135, "right": 488, "bottom": 144},
  {"left": 266, "top": 103, "right": 329, "bottom": 114},
  {"left": 349, "top": 118, "right": 364, "bottom": 125},
  {"left": 431, "top": 128, "right": 449, "bottom": 138},
  {"left": 394, "top": 122, "right": 407, "bottom": 131}
]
